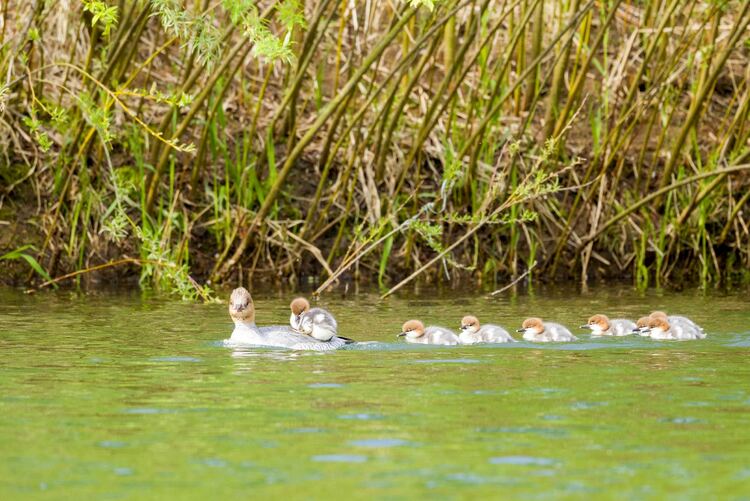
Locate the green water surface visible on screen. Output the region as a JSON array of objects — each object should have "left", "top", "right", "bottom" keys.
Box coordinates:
[{"left": 1, "top": 286, "right": 749, "bottom": 499}]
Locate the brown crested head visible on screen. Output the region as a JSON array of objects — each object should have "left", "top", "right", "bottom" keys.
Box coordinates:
[
  {"left": 290, "top": 297, "right": 310, "bottom": 316},
  {"left": 401, "top": 319, "right": 425, "bottom": 337},
  {"left": 587, "top": 314, "right": 610, "bottom": 331},
  {"left": 461, "top": 315, "right": 480, "bottom": 332},
  {"left": 648, "top": 316, "right": 670, "bottom": 331},
  {"left": 635, "top": 316, "right": 651, "bottom": 329},
  {"left": 650, "top": 311, "right": 668, "bottom": 320},
  {"left": 521, "top": 317, "right": 545, "bottom": 333},
  {"left": 229, "top": 287, "right": 255, "bottom": 322}
]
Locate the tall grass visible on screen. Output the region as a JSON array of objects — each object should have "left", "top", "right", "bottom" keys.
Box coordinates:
[{"left": 1, "top": 0, "right": 749, "bottom": 298}]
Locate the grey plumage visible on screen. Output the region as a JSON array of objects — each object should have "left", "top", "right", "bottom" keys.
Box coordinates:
[{"left": 229, "top": 323, "right": 347, "bottom": 351}]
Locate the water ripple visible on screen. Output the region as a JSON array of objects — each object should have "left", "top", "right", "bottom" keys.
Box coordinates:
[
  {"left": 289, "top": 427, "right": 327, "bottom": 434},
  {"left": 122, "top": 407, "right": 176, "bottom": 415},
  {"left": 659, "top": 417, "right": 707, "bottom": 424},
  {"left": 312, "top": 454, "right": 367, "bottom": 463},
  {"left": 413, "top": 359, "right": 480, "bottom": 364},
  {"left": 98, "top": 440, "right": 126, "bottom": 448},
  {"left": 477, "top": 426, "right": 567, "bottom": 437},
  {"left": 490, "top": 456, "right": 558, "bottom": 466},
  {"left": 338, "top": 413, "right": 384, "bottom": 421},
  {"left": 349, "top": 438, "right": 411, "bottom": 448},
  {"left": 150, "top": 356, "right": 202, "bottom": 363}
]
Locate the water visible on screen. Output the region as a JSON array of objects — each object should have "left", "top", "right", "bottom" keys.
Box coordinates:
[{"left": 1, "top": 286, "right": 749, "bottom": 498}]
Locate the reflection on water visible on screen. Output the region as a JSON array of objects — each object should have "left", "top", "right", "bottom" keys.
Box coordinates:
[
  {"left": 312, "top": 454, "right": 368, "bottom": 463},
  {"left": 0, "top": 285, "right": 749, "bottom": 497},
  {"left": 229, "top": 347, "right": 304, "bottom": 360},
  {"left": 349, "top": 438, "right": 412, "bottom": 448},
  {"left": 489, "top": 456, "right": 558, "bottom": 466}
]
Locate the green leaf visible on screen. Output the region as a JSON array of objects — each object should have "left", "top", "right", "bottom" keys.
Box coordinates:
[
  {"left": 16, "top": 254, "right": 54, "bottom": 283},
  {"left": 406, "top": 0, "right": 435, "bottom": 10},
  {"left": 277, "top": 0, "right": 306, "bottom": 30},
  {"left": 0, "top": 246, "right": 55, "bottom": 285},
  {"left": 378, "top": 234, "right": 394, "bottom": 288}
]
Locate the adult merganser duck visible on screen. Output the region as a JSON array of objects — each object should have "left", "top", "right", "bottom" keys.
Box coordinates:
[{"left": 227, "top": 288, "right": 348, "bottom": 351}]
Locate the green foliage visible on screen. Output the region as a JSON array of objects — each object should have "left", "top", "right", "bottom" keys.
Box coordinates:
[
  {"left": 129, "top": 84, "right": 194, "bottom": 107},
  {"left": 378, "top": 235, "right": 394, "bottom": 288},
  {"left": 406, "top": 0, "right": 437, "bottom": 11},
  {"left": 277, "top": 0, "right": 306, "bottom": 30},
  {"left": 47, "top": 104, "right": 70, "bottom": 130},
  {"left": 0, "top": 245, "right": 55, "bottom": 285},
  {"left": 27, "top": 27, "right": 40, "bottom": 42},
  {"left": 188, "top": 15, "right": 222, "bottom": 66},
  {"left": 82, "top": 0, "right": 118, "bottom": 37},
  {"left": 22, "top": 114, "right": 53, "bottom": 152},
  {"left": 220, "top": 0, "right": 304, "bottom": 63},
  {"left": 439, "top": 142, "right": 463, "bottom": 204},
  {"left": 78, "top": 92, "right": 114, "bottom": 143},
  {"left": 136, "top": 224, "right": 202, "bottom": 301},
  {"left": 152, "top": 0, "right": 220, "bottom": 66},
  {"left": 411, "top": 221, "right": 444, "bottom": 253},
  {"left": 151, "top": 0, "right": 192, "bottom": 39}
]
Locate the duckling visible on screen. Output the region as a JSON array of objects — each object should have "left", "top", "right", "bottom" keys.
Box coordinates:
[
  {"left": 459, "top": 315, "right": 515, "bottom": 344},
  {"left": 633, "top": 316, "right": 652, "bottom": 336},
  {"left": 299, "top": 309, "right": 339, "bottom": 342},
  {"left": 290, "top": 297, "right": 354, "bottom": 343},
  {"left": 516, "top": 317, "right": 578, "bottom": 342},
  {"left": 644, "top": 316, "right": 706, "bottom": 340},
  {"left": 289, "top": 297, "right": 310, "bottom": 331},
  {"left": 649, "top": 311, "right": 704, "bottom": 334},
  {"left": 398, "top": 320, "right": 460, "bottom": 345},
  {"left": 580, "top": 314, "right": 636, "bottom": 336}
]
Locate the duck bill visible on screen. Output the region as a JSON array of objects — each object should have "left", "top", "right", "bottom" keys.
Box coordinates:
[
  {"left": 515, "top": 328, "right": 525, "bottom": 333},
  {"left": 397, "top": 332, "right": 406, "bottom": 338},
  {"left": 579, "top": 324, "right": 591, "bottom": 329}
]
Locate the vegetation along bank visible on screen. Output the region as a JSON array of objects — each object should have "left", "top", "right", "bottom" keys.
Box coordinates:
[{"left": 1, "top": 0, "right": 749, "bottom": 298}]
